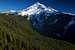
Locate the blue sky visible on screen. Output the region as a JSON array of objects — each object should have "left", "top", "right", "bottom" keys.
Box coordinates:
[
  {"left": 0, "top": 0, "right": 75, "bottom": 14},
  {"left": 0, "top": 0, "right": 37, "bottom": 11},
  {"left": 0, "top": 0, "right": 35, "bottom": 10}
]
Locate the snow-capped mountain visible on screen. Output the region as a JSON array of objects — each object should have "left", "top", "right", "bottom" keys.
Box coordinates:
[
  {"left": 18, "top": 2, "right": 58, "bottom": 16},
  {"left": 24, "top": 2, "right": 75, "bottom": 43}
]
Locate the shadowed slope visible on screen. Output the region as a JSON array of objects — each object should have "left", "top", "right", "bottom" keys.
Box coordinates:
[{"left": 29, "top": 12, "right": 75, "bottom": 43}]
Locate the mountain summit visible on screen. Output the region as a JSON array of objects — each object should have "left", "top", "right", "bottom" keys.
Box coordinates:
[
  {"left": 18, "top": 2, "right": 58, "bottom": 17},
  {"left": 26, "top": 3, "right": 75, "bottom": 43}
]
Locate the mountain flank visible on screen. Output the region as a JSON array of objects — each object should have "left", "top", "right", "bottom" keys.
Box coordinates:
[{"left": 0, "top": 14, "right": 75, "bottom": 50}]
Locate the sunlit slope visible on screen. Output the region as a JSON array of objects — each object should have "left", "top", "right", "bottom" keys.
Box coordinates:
[{"left": 0, "top": 14, "right": 75, "bottom": 50}]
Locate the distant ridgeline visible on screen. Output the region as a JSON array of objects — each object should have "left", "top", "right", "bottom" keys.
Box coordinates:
[{"left": 29, "top": 11, "right": 75, "bottom": 44}]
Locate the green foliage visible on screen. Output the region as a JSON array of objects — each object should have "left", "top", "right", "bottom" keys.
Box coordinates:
[{"left": 0, "top": 14, "right": 75, "bottom": 50}]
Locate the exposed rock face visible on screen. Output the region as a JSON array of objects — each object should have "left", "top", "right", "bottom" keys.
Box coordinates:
[{"left": 29, "top": 11, "right": 75, "bottom": 43}]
